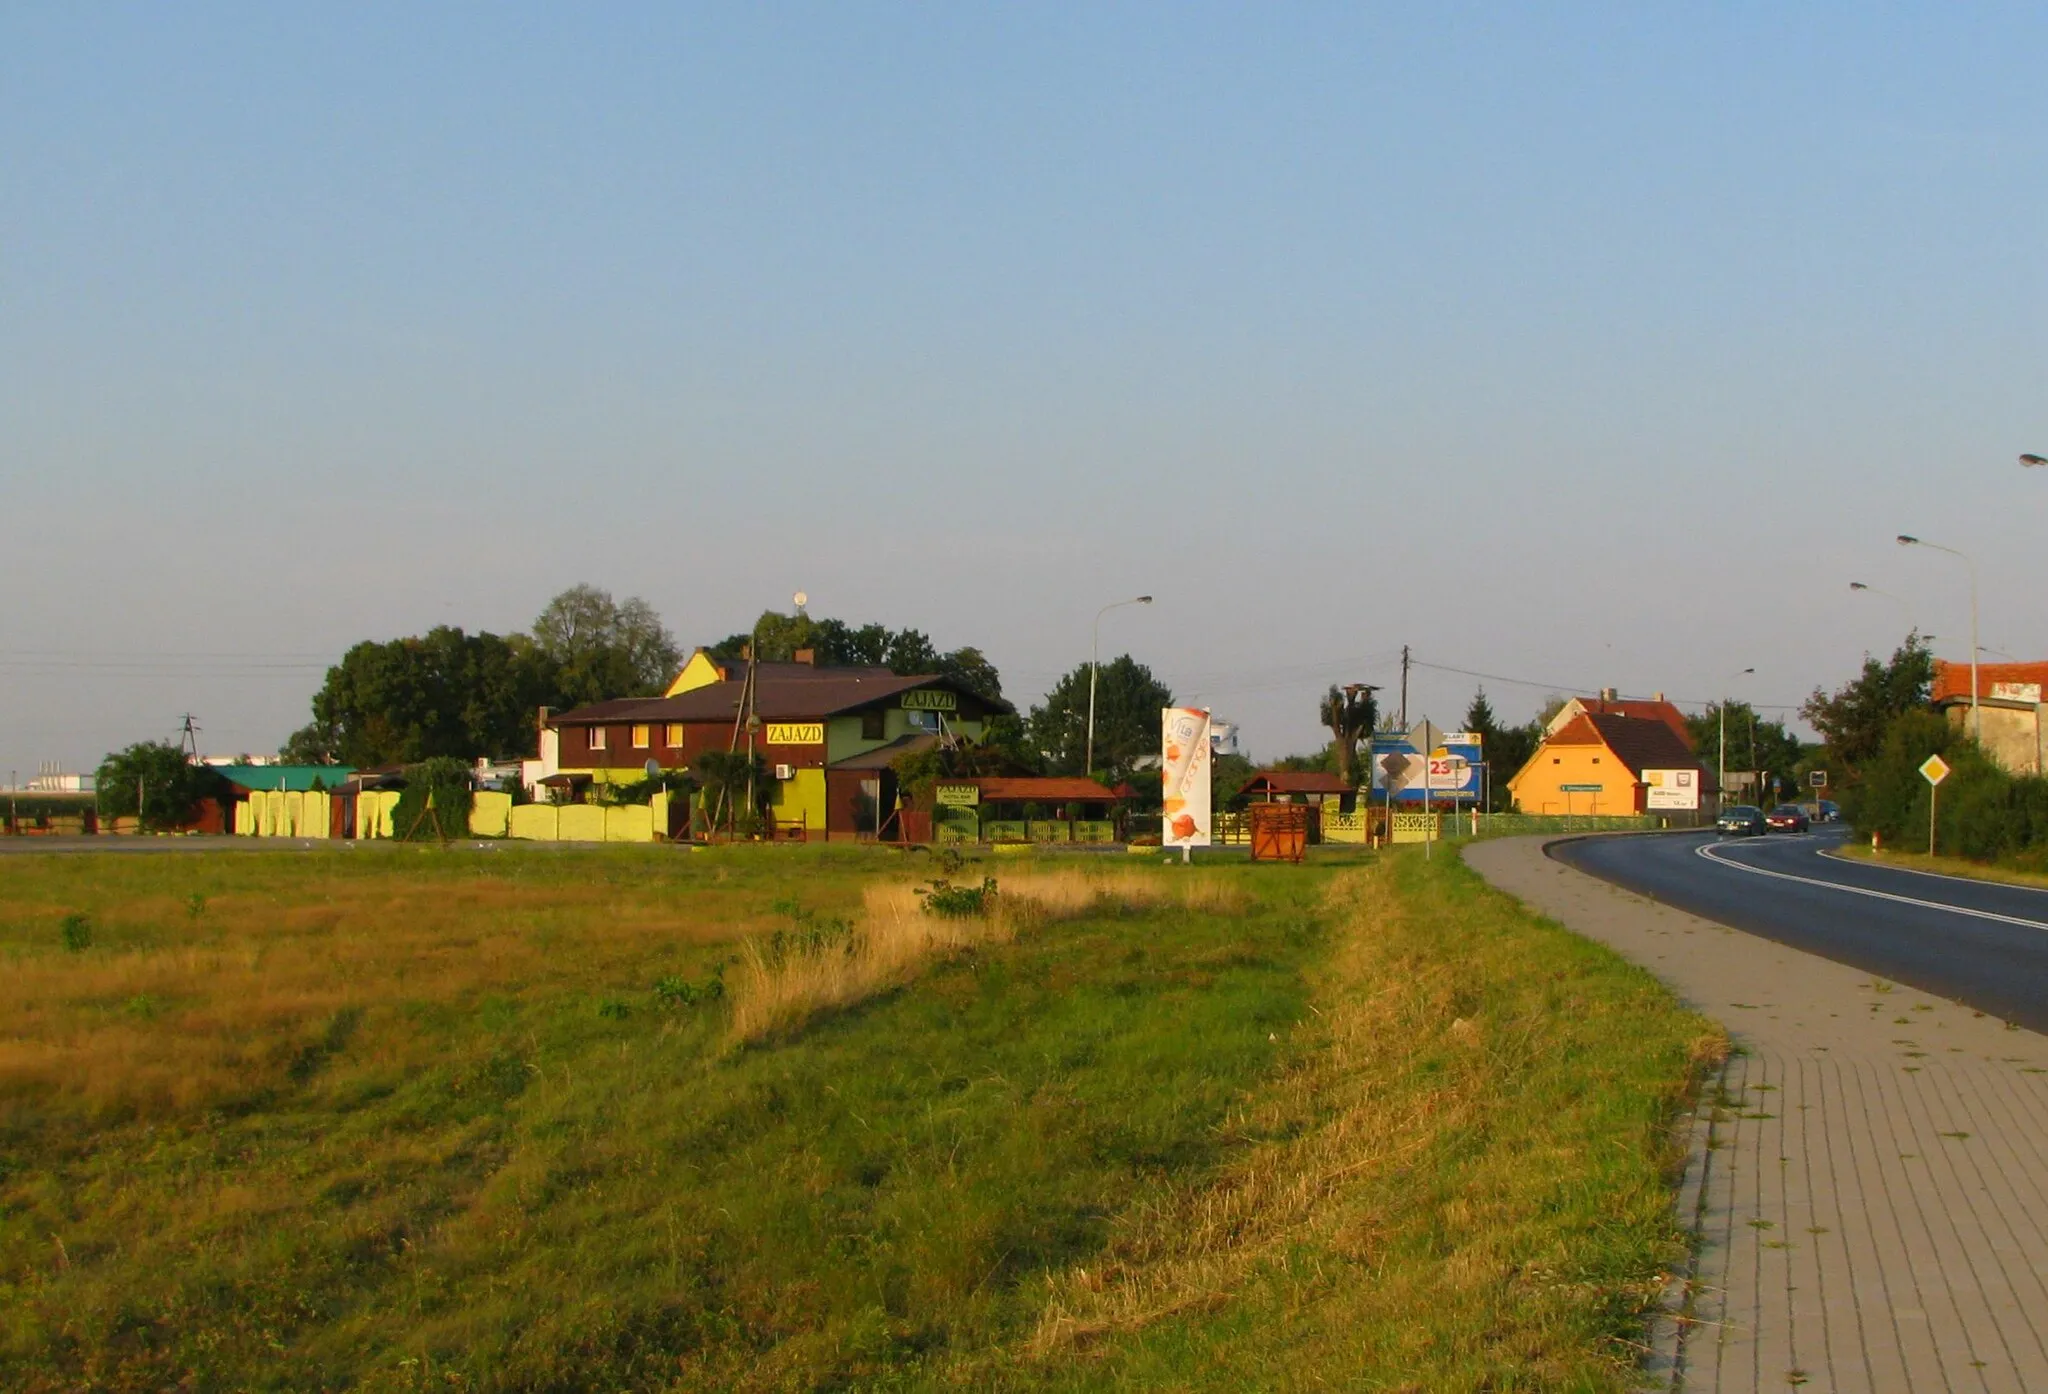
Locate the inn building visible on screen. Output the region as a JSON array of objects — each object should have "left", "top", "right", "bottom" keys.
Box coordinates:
[{"left": 541, "top": 648, "right": 1009, "bottom": 838}]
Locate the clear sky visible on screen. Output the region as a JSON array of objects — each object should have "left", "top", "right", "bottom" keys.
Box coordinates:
[{"left": 5, "top": 4, "right": 2046, "bottom": 776}]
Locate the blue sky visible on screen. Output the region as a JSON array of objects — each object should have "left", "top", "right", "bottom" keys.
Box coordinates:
[{"left": 5, "top": 4, "right": 2046, "bottom": 773}]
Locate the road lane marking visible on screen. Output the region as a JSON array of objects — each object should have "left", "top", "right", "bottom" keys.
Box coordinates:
[
  {"left": 1815, "top": 845, "right": 2048, "bottom": 896},
  {"left": 1695, "top": 839, "right": 2048, "bottom": 933}
]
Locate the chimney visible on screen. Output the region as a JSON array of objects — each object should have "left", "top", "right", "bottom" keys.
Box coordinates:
[
  {"left": 793, "top": 648, "right": 816, "bottom": 666},
  {"left": 1600, "top": 687, "right": 1618, "bottom": 702},
  {"left": 537, "top": 705, "right": 551, "bottom": 736},
  {"left": 1652, "top": 691, "right": 1665, "bottom": 703}
]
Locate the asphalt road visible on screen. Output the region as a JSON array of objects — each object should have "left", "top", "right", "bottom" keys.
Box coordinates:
[{"left": 1553, "top": 826, "right": 2048, "bottom": 1033}]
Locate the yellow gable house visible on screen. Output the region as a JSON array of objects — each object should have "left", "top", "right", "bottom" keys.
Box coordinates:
[{"left": 1506, "top": 712, "right": 1713, "bottom": 816}]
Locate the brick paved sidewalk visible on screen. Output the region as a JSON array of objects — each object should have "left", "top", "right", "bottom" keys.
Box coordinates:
[{"left": 1465, "top": 836, "right": 2048, "bottom": 1393}]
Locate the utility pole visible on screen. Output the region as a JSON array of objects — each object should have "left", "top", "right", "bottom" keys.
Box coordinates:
[
  {"left": 177, "top": 713, "right": 201, "bottom": 761},
  {"left": 1399, "top": 645, "right": 1410, "bottom": 730}
]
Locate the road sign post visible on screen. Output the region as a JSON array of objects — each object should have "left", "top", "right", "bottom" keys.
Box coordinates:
[{"left": 1919, "top": 754, "right": 1951, "bottom": 856}]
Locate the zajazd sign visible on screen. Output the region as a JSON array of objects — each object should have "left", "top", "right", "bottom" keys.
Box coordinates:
[
  {"left": 900, "top": 689, "right": 957, "bottom": 711},
  {"left": 934, "top": 783, "right": 980, "bottom": 807},
  {"left": 765, "top": 723, "right": 825, "bottom": 745}
]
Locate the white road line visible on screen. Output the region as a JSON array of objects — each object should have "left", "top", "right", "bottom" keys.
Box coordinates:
[
  {"left": 1815, "top": 845, "right": 2048, "bottom": 896},
  {"left": 1695, "top": 839, "right": 2048, "bottom": 933}
]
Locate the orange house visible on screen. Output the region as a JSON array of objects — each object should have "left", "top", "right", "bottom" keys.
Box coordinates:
[{"left": 1506, "top": 713, "right": 1714, "bottom": 816}]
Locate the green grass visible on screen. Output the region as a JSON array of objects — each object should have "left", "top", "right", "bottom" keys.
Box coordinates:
[
  {"left": 0, "top": 843, "right": 1714, "bottom": 1391},
  {"left": 1834, "top": 840, "right": 2048, "bottom": 890}
]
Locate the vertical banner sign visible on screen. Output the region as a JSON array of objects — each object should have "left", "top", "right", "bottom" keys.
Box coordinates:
[{"left": 1162, "top": 708, "right": 1213, "bottom": 847}]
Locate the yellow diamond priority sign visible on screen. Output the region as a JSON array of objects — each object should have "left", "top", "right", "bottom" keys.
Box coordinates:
[{"left": 1920, "top": 753, "right": 1951, "bottom": 787}]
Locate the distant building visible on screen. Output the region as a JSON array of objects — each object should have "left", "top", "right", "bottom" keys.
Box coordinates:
[
  {"left": 1508, "top": 712, "right": 1714, "bottom": 816},
  {"left": 543, "top": 648, "right": 1009, "bottom": 839},
  {"left": 1545, "top": 689, "right": 1695, "bottom": 750},
  {"left": 25, "top": 763, "right": 94, "bottom": 793},
  {"left": 1932, "top": 660, "right": 2048, "bottom": 776}
]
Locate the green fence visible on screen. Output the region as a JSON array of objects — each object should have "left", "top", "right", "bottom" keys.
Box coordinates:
[{"left": 1465, "top": 813, "right": 1701, "bottom": 839}]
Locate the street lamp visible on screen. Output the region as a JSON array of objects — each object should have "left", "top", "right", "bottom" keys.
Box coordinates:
[
  {"left": 1720, "top": 667, "right": 1753, "bottom": 812},
  {"left": 1898, "top": 535, "right": 1980, "bottom": 742},
  {"left": 2020, "top": 454, "right": 2046, "bottom": 468},
  {"left": 1085, "top": 595, "right": 1153, "bottom": 776},
  {"left": 1847, "top": 580, "right": 1918, "bottom": 635}
]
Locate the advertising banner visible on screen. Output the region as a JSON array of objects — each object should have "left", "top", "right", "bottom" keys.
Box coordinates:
[
  {"left": 1643, "top": 768, "right": 1700, "bottom": 811},
  {"left": 1370, "top": 725, "right": 1482, "bottom": 803},
  {"left": 1161, "top": 708, "right": 1213, "bottom": 847}
]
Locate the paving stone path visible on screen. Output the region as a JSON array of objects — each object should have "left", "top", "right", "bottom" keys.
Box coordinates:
[{"left": 1465, "top": 836, "right": 2048, "bottom": 1393}]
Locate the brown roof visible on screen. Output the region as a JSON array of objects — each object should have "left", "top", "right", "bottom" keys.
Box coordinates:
[
  {"left": 1933, "top": 659, "right": 2048, "bottom": 705},
  {"left": 1556, "top": 713, "right": 1717, "bottom": 790},
  {"left": 1573, "top": 696, "right": 1694, "bottom": 749},
  {"left": 947, "top": 776, "right": 1122, "bottom": 803},
  {"left": 827, "top": 733, "right": 939, "bottom": 770},
  {"left": 1239, "top": 771, "right": 1353, "bottom": 796},
  {"left": 550, "top": 671, "right": 1011, "bottom": 726}
]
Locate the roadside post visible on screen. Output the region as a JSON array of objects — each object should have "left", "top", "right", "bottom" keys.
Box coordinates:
[
  {"left": 1919, "top": 754, "right": 1950, "bottom": 856},
  {"left": 1809, "top": 768, "right": 1827, "bottom": 819}
]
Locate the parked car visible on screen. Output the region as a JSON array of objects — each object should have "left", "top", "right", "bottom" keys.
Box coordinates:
[
  {"left": 1717, "top": 805, "right": 1767, "bottom": 837},
  {"left": 1814, "top": 799, "right": 1841, "bottom": 823},
  {"left": 1765, "top": 804, "right": 1810, "bottom": 833}
]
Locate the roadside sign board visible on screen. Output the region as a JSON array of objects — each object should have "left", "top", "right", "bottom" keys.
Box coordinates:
[
  {"left": 1920, "top": 754, "right": 1951, "bottom": 787},
  {"left": 1161, "top": 708, "right": 1213, "bottom": 847},
  {"left": 1644, "top": 768, "right": 1699, "bottom": 811},
  {"left": 1809, "top": 770, "right": 1827, "bottom": 788},
  {"left": 1560, "top": 783, "right": 1603, "bottom": 793}
]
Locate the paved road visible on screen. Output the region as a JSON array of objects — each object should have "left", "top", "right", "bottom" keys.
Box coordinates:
[
  {"left": 1467, "top": 836, "right": 2048, "bottom": 1393},
  {"left": 1554, "top": 827, "right": 2048, "bottom": 1034}
]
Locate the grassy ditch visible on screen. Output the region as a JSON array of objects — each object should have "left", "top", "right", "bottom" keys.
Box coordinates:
[
  {"left": 0, "top": 843, "right": 1712, "bottom": 1390},
  {"left": 1833, "top": 841, "right": 2048, "bottom": 891}
]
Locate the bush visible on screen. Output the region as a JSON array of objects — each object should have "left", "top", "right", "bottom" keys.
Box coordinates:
[
  {"left": 391, "top": 757, "right": 475, "bottom": 841},
  {"left": 59, "top": 913, "right": 93, "bottom": 953},
  {"left": 917, "top": 875, "right": 998, "bottom": 919}
]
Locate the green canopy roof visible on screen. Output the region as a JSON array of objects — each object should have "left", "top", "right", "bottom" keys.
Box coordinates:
[{"left": 211, "top": 765, "right": 356, "bottom": 793}]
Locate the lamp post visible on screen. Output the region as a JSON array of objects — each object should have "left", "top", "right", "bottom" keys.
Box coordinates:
[
  {"left": 1847, "top": 581, "right": 1919, "bottom": 637},
  {"left": 2020, "top": 454, "right": 2046, "bottom": 469},
  {"left": 1720, "top": 667, "right": 1754, "bottom": 813},
  {"left": 1898, "top": 535, "right": 1980, "bottom": 742},
  {"left": 1085, "top": 595, "right": 1153, "bottom": 777}
]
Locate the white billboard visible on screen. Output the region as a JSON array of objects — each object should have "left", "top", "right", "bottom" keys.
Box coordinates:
[
  {"left": 1643, "top": 768, "right": 1700, "bottom": 811},
  {"left": 1161, "top": 708, "right": 1212, "bottom": 847}
]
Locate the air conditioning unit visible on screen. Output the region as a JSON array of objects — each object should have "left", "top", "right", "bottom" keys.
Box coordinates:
[{"left": 774, "top": 764, "right": 796, "bottom": 780}]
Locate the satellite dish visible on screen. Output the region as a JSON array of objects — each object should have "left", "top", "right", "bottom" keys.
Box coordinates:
[
  {"left": 644, "top": 758, "right": 661, "bottom": 779},
  {"left": 793, "top": 590, "right": 808, "bottom": 608}
]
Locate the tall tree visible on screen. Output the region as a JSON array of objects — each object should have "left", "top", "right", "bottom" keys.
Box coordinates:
[
  {"left": 1025, "top": 655, "right": 1173, "bottom": 782},
  {"left": 532, "top": 585, "right": 682, "bottom": 704},
  {"left": 1687, "top": 702, "right": 1806, "bottom": 803},
  {"left": 1317, "top": 684, "right": 1377, "bottom": 787},
  {"left": 96, "top": 742, "right": 232, "bottom": 828},
  {"left": 285, "top": 627, "right": 558, "bottom": 766},
  {"left": 712, "top": 610, "right": 1003, "bottom": 700},
  {"left": 1801, "top": 633, "right": 1937, "bottom": 768}
]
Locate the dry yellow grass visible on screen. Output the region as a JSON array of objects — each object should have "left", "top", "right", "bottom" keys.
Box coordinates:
[
  {"left": 0, "top": 855, "right": 810, "bottom": 1125},
  {"left": 727, "top": 865, "right": 1248, "bottom": 1044}
]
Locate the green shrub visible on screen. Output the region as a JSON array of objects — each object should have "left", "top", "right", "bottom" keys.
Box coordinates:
[
  {"left": 58, "top": 913, "right": 93, "bottom": 953},
  {"left": 391, "top": 757, "right": 475, "bottom": 841},
  {"left": 917, "top": 875, "right": 997, "bottom": 918}
]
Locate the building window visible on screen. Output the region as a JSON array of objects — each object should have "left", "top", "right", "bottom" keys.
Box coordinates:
[
  {"left": 666, "top": 724, "right": 684, "bottom": 748},
  {"left": 1552, "top": 757, "right": 1561, "bottom": 765},
  {"left": 861, "top": 709, "right": 886, "bottom": 741},
  {"left": 632, "top": 724, "right": 650, "bottom": 749},
  {"left": 590, "top": 727, "right": 607, "bottom": 751},
  {"left": 1591, "top": 757, "right": 1600, "bottom": 764}
]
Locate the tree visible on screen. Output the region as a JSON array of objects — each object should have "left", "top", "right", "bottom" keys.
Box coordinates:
[
  {"left": 1026, "top": 655, "right": 1173, "bottom": 782},
  {"left": 713, "top": 609, "right": 1004, "bottom": 700},
  {"left": 96, "top": 742, "right": 231, "bottom": 828},
  {"left": 285, "top": 627, "right": 558, "bottom": 766},
  {"left": 1687, "top": 702, "right": 1806, "bottom": 804},
  {"left": 1802, "top": 633, "right": 1936, "bottom": 769},
  {"left": 1317, "top": 684, "right": 1377, "bottom": 787},
  {"left": 532, "top": 585, "right": 682, "bottom": 704},
  {"left": 1463, "top": 687, "right": 1540, "bottom": 811}
]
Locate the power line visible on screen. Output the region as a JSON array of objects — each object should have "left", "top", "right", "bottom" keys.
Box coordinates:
[{"left": 1406, "top": 656, "right": 1807, "bottom": 714}]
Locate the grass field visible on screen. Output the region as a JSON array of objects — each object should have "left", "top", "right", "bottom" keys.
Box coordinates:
[{"left": 0, "top": 842, "right": 1717, "bottom": 1391}]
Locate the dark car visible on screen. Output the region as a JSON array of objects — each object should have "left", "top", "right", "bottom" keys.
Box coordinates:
[
  {"left": 1814, "top": 799, "right": 1841, "bottom": 823},
  {"left": 1766, "top": 804, "right": 1810, "bottom": 833},
  {"left": 1717, "top": 804, "right": 1767, "bottom": 837}
]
